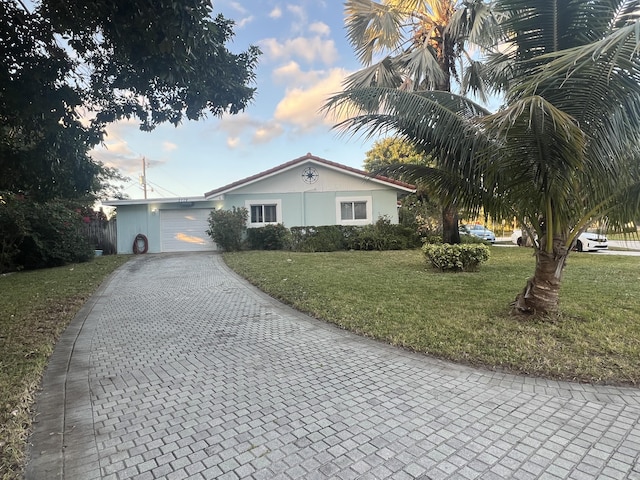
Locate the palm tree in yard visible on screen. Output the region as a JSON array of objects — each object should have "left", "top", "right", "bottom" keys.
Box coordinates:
[
  {"left": 326, "top": 0, "right": 640, "bottom": 316},
  {"left": 343, "top": 0, "right": 498, "bottom": 243}
]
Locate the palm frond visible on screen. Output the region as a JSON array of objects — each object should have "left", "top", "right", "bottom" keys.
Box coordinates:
[
  {"left": 461, "top": 59, "right": 488, "bottom": 103},
  {"left": 323, "top": 87, "right": 490, "bottom": 159},
  {"left": 392, "top": 41, "right": 445, "bottom": 89},
  {"left": 373, "top": 161, "right": 488, "bottom": 215},
  {"left": 345, "top": 0, "right": 405, "bottom": 65},
  {"left": 446, "top": 0, "right": 501, "bottom": 50},
  {"left": 342, "top": 57, "right": 404, "bottom": 89}
]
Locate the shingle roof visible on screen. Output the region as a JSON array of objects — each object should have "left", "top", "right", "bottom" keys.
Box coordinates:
[{"left": 203, "top": 152, "right": 416, "bottom": 198}]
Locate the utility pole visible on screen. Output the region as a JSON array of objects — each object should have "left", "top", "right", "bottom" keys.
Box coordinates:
[{"left": 141, "top": 157, "right": 147, "bottom": 199}]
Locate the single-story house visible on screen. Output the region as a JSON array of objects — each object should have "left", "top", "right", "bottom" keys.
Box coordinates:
[{"left": 103, "top": 153, "right": 416, "bottom": 254}]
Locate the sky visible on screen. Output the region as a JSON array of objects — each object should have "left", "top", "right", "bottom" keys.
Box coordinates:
[{"left": 91, "top": 0, "right": 378, "bottom": 201}]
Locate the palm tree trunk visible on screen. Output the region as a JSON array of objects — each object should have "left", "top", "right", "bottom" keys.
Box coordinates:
[
  {"left": 512, "top": 245, "right": 568, "bottom": 316},
  {"left": 442, "top": 204, "right": 460, "bottom": 244}
]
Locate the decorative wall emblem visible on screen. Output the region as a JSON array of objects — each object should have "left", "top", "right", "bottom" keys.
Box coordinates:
[{"left": 302, "top": 166, "right": 319, "bottom": 184}]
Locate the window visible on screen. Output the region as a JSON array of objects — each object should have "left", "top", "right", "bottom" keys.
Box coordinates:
[
  {"left": 245, "top": 199, "right": 282, "bottom": 227},
  {"left": 341, "top": 201, "right": 367, "bottom": 220},
  {"left": 251, "top": 204, "right": 277, "bottom": 223},
  {"left": 336, "top": 196, "right": 372, "bottom": 225}
]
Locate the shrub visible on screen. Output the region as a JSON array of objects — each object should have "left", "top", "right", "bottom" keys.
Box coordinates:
[
  {"left": 289, "top": 219, "right": 421, "bottom": 252},
  {"left": 290, "top": 226, "right": 346, "bottom": 252},
  {"left": 421, "top": 234, "right": 443, "bottom": 245},
  {"left": 459, "top": 233, "right": 490, "bottom": 244},
  {"left": 348, "top": 216, "right": 422, "bottom": 251},
  {"left": 422, "top": 243, "right": 490, "bottom": 272},
  {"left": 0, "top": 192, "right": 29, "bottom": 273},
  {"left": 246, "top": 224, "right": 291, "bottom": 250},
  {"left": 207, "top": 207, "right": 248, "bottom": 251},
  {"left": 1, "top": 194, "right": 94, "bottom": 272}
]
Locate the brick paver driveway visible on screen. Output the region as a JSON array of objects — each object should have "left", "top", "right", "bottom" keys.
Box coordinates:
[{"left": 27, "top": 253, "right": 640, "bottom": 479}]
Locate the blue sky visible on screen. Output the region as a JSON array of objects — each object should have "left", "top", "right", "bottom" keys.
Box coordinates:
[{"left": 92, "top": 0, "right": 377, "bottom": 201}]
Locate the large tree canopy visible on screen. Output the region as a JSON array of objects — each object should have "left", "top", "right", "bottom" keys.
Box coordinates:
[
  {"left": 0, "top": 0, "right": 259, "bottom": 202},
  {"left": 41, "top": 0, "right": 260, "bottom": 129},
  {"left": 327, "top": 0, "right": 640, "bottom": 316}
]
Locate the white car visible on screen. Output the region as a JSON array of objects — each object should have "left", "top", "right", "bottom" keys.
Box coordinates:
[{"left": 511, "top": 229, "right": 608, "bottom": 252}]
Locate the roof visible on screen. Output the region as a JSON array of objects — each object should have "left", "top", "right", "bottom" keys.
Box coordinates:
[
  {"left": 203, "top": 152, "right": 416, "bottom": 198},
  {"left": 101, "top": 196, "right": 209, "bottom": 206}
]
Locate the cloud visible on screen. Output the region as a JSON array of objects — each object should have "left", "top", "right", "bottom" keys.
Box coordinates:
[
  {"left": 229, "top": 2, "right": 248, "bottom": 14},
  {"left": 217, "top": 112, "right": 258, "bottom": 137},
  {"left": 309, "top": 22, "right": 330, "bottom": 37},
  {"left": 91, "top": 140, "right": 139, "bottom": 175},
  {"left": 286, "top": 4, "right": 306, "bottom": 24},
  {"left": 162, "top": 141, "right": 178, "bottom": 152},
  {"left": 217, "top": 113, "right": 285, "bottom": 146},
  {"left": 259, "top": 36, "right": 339, "bottom": 66},
  {"left": 269, "top": 6, "right": 282, "bottom": 18},
  {"left": 252, "top": 123, "right": 285, "bottom": 144},
  {"left": 237, "top": 16, "right": 254, "bottom": 28},
  {"left": 272, "top": 61, "right": 324, "bottom": 86},
  {"left": 274, "top": 68, "right": 350, "bottom": 131},
  {"left": 89, "top": 119, "right": 165, "bottom": 174}
]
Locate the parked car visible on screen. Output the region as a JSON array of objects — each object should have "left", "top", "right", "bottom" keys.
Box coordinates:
[
  {"left": 511, "top": 229, "right": 608, "bottom": 251},
  {"left": 460, "top": 224, "right": 496, "bottom": 243}
]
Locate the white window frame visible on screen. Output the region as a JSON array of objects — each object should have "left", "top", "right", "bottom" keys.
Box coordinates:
[
  {"left": 245, "top": 199, "right": 282, "bottom": 227},
  {"left": 336, "top": 196, "right": 372, "bottom": 225}
]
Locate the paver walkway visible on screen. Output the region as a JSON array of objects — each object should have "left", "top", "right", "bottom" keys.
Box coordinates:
[{"left": 26, "top": 252, "right": 640, "bottom": 479}]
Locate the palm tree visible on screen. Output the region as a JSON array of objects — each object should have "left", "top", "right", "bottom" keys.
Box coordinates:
[
  {"left": 343, "top": 0, "right": 499, "bottom": 244},
  {"left": 327, "top": 0, "right": 640, "bottom": 316}
]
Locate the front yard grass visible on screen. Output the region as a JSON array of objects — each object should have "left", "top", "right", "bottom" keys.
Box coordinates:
[
  {"left": 0, "top": 255, "right": 129, "bottom": 480},
  {"left": 224, "top": 247, "right": 640, "bottom": 387}
]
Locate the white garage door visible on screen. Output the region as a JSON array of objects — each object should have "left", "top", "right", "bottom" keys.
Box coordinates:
[{"left": 160, "top": 209, "right": 217, "bottom": 252}]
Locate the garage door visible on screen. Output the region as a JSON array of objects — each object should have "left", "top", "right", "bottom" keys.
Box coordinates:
[{"left": 160, "top": 209, "right": 217, "bottom": 252}]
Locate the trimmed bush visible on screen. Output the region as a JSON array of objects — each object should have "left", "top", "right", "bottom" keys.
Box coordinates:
[
  {"left": 290, "top": 226, "right": 347, "bottom": 252},
  {"left": 459, "top": 233, "right": 490, "bottom": 244},
  {"left": 347, "top": 217, "right": 421, "bottom": 251},
  {"left": 421, "top": 234, "right": 443, "bottom": 245},
  {"left": 207, "top": 207, "right": 248, "bottom": 252},
  {"left": 245, "top": 224, "right": 291, "bottom": 250},
  {"left": 422, "top": 243, "right": 490, "bottom": 272}
]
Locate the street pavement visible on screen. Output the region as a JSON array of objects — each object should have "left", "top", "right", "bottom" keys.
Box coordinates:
[
  {"left": 495, "top": 238, "right": 640, "bottom": 256},
  {"left": 26, "top": 252, "right": 640, "bottom": 479}
]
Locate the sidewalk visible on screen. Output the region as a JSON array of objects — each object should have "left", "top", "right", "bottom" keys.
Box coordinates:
[{"left": 26, "top": 252, "right": 640, "bottom": 479}]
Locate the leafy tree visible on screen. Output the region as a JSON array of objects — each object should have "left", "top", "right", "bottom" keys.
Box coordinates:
[
  {"left": 364, "top": 137, "right": 441, "bottom": 235},
  {"left": 0, "top": 0, "right": 259, "bottom": 202},
  {"left": 363, "top": 137, "right": 428, "bottom": 172},
  {"left": 326, "top": 0, "right": 640, "bottom": 316},
  {"left": 41, "top": 0, "right": 260, "bottom": 130},
  {"left": 343, "top": 0, "right": 498, "bottom": 244}
]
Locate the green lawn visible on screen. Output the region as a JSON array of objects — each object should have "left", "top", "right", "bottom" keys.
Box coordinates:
[
  {"left": 224, "top": 247, "right": 640, "bottom": 387},
  {"left": 0, "top": 255, "right": 130, "bottom": 480}
]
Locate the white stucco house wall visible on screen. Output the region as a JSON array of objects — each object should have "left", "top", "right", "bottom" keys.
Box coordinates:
[{"left": 103, "top": 153, "right": 416, "bottom": 254}]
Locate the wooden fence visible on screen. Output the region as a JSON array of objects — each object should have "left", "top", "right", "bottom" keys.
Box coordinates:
[{"left": 80, "top": 219, "right": 117, "bottom": 254}]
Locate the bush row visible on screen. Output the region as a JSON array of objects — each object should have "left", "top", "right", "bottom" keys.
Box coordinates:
[
  {"left": 207, "top": 209, "right": 491, "bottom": 272},
  {"left": 207, "top": 210, "right": 422, "bottom": 252},
  {"left": 248, "top": 218, "right": 423, "bottom": 252}
]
